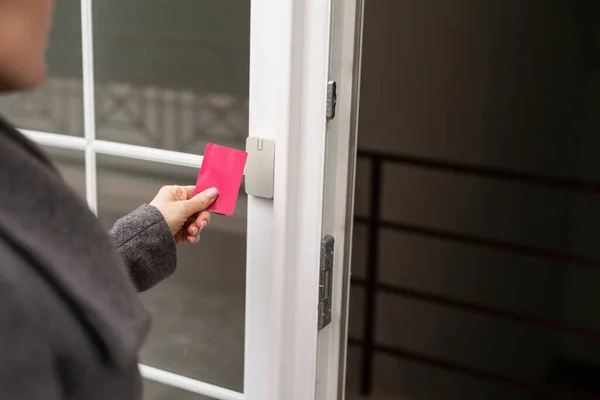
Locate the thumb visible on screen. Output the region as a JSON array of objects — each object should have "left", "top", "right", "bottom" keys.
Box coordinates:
[{"left": 182, "top": 187, "right": 219, "bottom": 214}]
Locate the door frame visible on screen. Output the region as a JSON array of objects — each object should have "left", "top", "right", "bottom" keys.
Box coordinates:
[
  {"left": 244, "top": 0, "right": 364, "bottom": 398},
  {"left": 316, "top": 0, "right": 365, "bottom": 398},
  {"left": 244, "top": 0, "right": 334, "bottom": 398}
]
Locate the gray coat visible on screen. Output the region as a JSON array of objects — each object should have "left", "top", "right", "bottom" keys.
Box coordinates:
[{"left": 0, "top": 115, "right": 177, "bottom": 399}]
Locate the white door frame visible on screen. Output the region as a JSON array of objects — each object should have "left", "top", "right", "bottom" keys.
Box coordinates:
[
  {"left": 245, "top": 0, "right": 364, "bottom": 398},
  {"left": 316, "top": 0, "right": 365, "bottom": 398},
  {"left": 244, "top": 0, "right": 333, "bottom": 398}
]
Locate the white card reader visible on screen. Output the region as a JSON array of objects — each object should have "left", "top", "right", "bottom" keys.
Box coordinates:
[{"left": 245, "top": 137, "right": 275, "bottom": 199}]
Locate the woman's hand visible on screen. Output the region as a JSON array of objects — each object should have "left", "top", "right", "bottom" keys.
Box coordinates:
[{"left": 149, "top": 185, "right": 219, "bottom": 245}]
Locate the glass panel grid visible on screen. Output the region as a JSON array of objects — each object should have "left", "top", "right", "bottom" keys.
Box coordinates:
[
  {"left": 27, "top": 133, "right": 245, "bottom": 400},
  {"left": 91, "top": 0, "right": 250, "bottom": 155},
  {"left": 13, "top": 0, "right": 250, "bottom": 397}
]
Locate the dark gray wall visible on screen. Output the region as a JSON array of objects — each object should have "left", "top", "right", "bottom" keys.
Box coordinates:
[{"left": 348, "top": 1, "right": 593, "bottom": 399}]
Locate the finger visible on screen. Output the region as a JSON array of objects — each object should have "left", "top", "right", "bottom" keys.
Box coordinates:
[
  {"left": 182, "top": 187, "right": 218, "bottom": 214},
  {"left": 183, "top": 185, "right": 197, "bottom": 200},
  {"left": 163, "top": 185, "right": 187, "bottom": 201},
  {"left": 187, "top": 234, "right": 200, "bottom": 244},
  {"left": 174, "top": 186, "right": 189, "bottom": 201},
  {"left": 187, "top": 225, "right": 199, "bottom": 236},
  {"left": 175, "top": 229, "right": 185, "bottom": 245},
  {"left": 181, "top": 215, "right": 196, "bottom": 236},
  {"left": 194, "top": 211, "right": 211, "bottom": 229},
  {"left": 186, "top": 211, "right": 207, "bottom": 235}
]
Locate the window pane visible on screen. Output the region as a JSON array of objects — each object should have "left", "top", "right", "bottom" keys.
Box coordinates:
[
  {"left": 97, "top": 155, "right": 246, "bottom": 392},
  {"left": 0, "top": 0, "right": 83, "bottom": 135},
  {"left": 93, "top": 1, "right": 250, "bottom": 154},
  {"left": 143, "top": 380, "right": 211, "bottom": 400},
  {"left": 41, "top": 146, "right": 86, "bottom": 200}
]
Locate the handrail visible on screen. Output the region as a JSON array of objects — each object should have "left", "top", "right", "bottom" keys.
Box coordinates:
[{"left": 352, "top": 150, "right": 598, "bottom": 398}]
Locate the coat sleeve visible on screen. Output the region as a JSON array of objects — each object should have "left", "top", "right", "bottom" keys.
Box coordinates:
[{"left": 109, "top": 204, "right": 177, "bottom": 292}]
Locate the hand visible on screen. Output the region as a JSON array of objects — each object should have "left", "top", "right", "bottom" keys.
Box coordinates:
[{"left": 149, "top": 185, "right": 219, "bottom": 245}]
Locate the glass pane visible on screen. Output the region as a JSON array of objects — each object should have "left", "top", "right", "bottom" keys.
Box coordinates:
[
  {"left": 0, "top": 0, "right": 83, "bottom": 135},
  {"left": 93, "top": 1, "right": 250, "bottom": 154},
  {"left": 97, "top": 155, "right": 246, "bottom": 391},
  {"left": 41, "top": 146, "right": 86, "bottom": 200},
  {"left": 143, "top": 380, "right": 211, "bottom": 400}
]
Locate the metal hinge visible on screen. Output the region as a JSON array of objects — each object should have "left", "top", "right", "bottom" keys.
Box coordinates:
[
  {"left": 318, "top": 235, "right": 335, "bottom": 330},
  {"left": 326, "top": 80, "right": 337, "bottom": 120}
]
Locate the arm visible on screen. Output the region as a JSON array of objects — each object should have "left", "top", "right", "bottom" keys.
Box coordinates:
[
  {"left": 110, "top": 185, "right": 217, "bottom": 292},
  {"left": 109, "top": 204, "right": 177, "bottom": 292}
]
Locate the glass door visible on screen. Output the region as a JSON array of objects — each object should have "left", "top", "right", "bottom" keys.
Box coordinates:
[
  {"left": 0, "top": 0, "right": 361, "bottom": 399},
  {"left": 2, "top": 1, "right": 248, "bottom": 399}
]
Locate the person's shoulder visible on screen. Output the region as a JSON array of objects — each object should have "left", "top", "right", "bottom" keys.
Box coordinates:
[{"left": 0, "top": 237, "right": 41, "bottom": 308}]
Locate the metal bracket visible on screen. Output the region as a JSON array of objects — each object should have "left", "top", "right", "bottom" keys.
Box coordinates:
[
  {"left": 326, "top": 81, "right": 337, "bottom": 120},
  {"left": 318, "top": 235, "right": 335, "bottom": 330}
]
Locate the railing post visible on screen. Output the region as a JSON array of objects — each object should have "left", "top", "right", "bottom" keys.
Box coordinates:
[{"left": 361, "top": 156, "right": 383, "bottom": 395}]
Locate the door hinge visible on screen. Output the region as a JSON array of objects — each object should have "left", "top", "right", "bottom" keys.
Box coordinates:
[
  {"left": 318, "top": 235, "right": 335, "bottom": 330},
  {"left": 326, "top": 80, "right": 337, "bottom": 120}
]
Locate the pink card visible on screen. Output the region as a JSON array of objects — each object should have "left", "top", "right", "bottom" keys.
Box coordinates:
[{"left": 194, "top": 143, "right": 248, "bottom": 216}]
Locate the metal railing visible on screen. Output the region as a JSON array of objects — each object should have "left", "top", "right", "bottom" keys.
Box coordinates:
[{"left": 349, "top": 149, "right": 600, "bottom": 399}]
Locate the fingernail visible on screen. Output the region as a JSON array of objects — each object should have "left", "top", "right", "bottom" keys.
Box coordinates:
[
  {"left": 205, "top": 187, "right": 219, "bottom": 199},
  {"left": 191, "top": 227, "right": 199, "bottom": 235},
  {"left": 200, "top": 221, "right": 207, "bottom": 230}
]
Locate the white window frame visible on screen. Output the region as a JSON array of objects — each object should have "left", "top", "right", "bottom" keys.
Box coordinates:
[{"left": 19, "top": 0, "right": 362, "bottom": 399}]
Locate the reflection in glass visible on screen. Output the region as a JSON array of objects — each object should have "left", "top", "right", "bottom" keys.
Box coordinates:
[
  {"left": 0, "top": 0, "right": 83, "bottom": 135},
  {"left": 93, "top": 1, "right": 250, "bottom": 154},
  {"left": 143, "top": 379, "right": 210, "bottom": 400},
  {"left": 97, "top": 155, "right": 246, "bottom": 391},
  {"left": 41, "top": 146, "right": 86, "bottom": 200}
]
